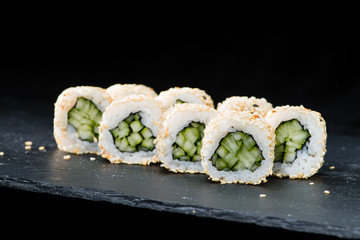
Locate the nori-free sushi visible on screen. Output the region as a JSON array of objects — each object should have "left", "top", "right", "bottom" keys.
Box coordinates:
[
  {"left": 99, "top": 95, "right": 163, "bottom": 165},
  {"left": 53, "top": 86, "right": 112, "bottom": 154},
  {"left": 156, "top": 103, "right": 217, "bottom": 173},
  {"left": 201, "top": 111, "right": 275, "bottom": 184},
  {"left": 265, "top": 105, "right": 327, "bottom": 179}
]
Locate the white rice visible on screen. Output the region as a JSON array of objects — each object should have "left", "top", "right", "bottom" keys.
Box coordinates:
[
  {"left": 53, "top": 86, "right": 111, "bottom": 155},
  {"left": 106, "top": 83, "right": 158, "bottom": 101},
  {"left": 265, "top": 105, "right": 327, "bottom": 179},
  {"left": 217, "top": 96, "right": 273, "bottom": 117},
  {"left": 156, "top": 87, "right": 214, "bottom": 110},
  {"left": 156, "top": 103, "right": 218, "bottom": 173},
  {"left": 201, "top": 111, "right": 275, "bottom": 184},
  {"left": 99, "top": 95, "right": 163, "bottom": 165}
]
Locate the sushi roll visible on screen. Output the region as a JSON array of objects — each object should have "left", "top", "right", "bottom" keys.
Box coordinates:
[
  {"left": 53, "top": 86, "right": 111, "bottom": 154},
  {"left": 217, "top": 96, "right": 273, "bottom": 117},
  {"left": 201, "top": 112, "right": 275, "bottom": 184},
  {"left": 107, "top": 83, "right": 158, "bottom": 101},
  {"left": 99, "top": 95, "right": 162, "bottom": 165},
  {"left": 265, "top": 105, "right": 327, "bottom": 179},
  {"left": 156, "top": 87, "right": 214, "bottom": 110},
  {"left": 156, "top": 103, "right": 217, "bottom": 173}
]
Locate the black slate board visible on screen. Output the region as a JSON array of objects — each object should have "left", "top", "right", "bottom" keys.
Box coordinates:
[{"left": 0, "top": 98, "right": 360, "bottom": 238}]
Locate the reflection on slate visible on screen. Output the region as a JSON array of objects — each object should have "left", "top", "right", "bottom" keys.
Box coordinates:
[{"left": 0, "top": 98, "right": 360, "bottom": 238}]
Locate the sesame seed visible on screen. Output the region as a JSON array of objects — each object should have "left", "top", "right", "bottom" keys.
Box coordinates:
[
  {"left": 309, "top": 182, "right": 314, "bottom": 185},
  {"left": 329, "top": 166, "right": 335, "bottom": 170},
  {"left": 63, "top": 155, "right": 71, "bottom": 160},
  {"left": 324, "top": 190, "right": 330, "bottom": 194},
  {"left": 259, "top": 194, "right": 267, "bottom": 198},
  {"left": 0, "top": 152, "right": 4, "bottom": 156},
  {"left": 38, "top": 146, "right": 45, "bottom": 151},
  {"left": 25, "top": 141, "right": 33, "bottom": 146},
  {"left": 90, "top": 157, "right": 96, "bottom": 161},
  {"left": 25, "top": 145, "right": 31, "bottom": 150}
]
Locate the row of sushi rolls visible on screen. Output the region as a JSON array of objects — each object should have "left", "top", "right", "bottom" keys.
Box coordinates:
[{"left": 54, "top": 84, "right": 327, "bottom": 184}]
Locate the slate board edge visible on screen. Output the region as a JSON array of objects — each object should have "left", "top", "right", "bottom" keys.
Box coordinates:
[{"left": 1, "top": 175, "right": 358, "bottom": 239}]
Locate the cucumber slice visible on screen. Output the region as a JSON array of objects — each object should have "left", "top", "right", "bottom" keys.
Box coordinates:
[
  {"left": 141, "top": 127, "right": 153, "bottom": 139},
  {"left": 232, "top": 159, "right": 246, "bottom": 171},
  {"left": 93, "top": 126, "right": 99, "bottom": 135},
  {"left": 127, "top": 132, "right": 143, "bottom": 147},
  {"left": 285, "top": 145, "right": 296, "bottom": 153},
  {"left": 182, "top": 140, "right": 197, "bottom": 157},
  {"left": 220, "top": 134, "right": 239, "bottom": 154},
  {"left": 118, "top": 121, "right": 129, "bottom": 130},
  {"left": 250, "top": 147, "right": 263, "bottom": 161},
  {"left": 68, "top": 118, "right": 81, "bottom": 129},
  {"left": 173, "top": 146, "right": 186, "bottom": 159},
  {"left": 223, "top": 153, "right": 238, "bottom": 168},
  {"left": 211, "top": 130, "right": 263, "bottom": 171},
  {"left": 211, "top": 153, "right": 218, "bottom": 165},
  {"left": 243, "top": 136, "right": 256, "bottom": 150},
  {"left": 68, "top": 97, "right": 102, "bottom": 143},
  {"left": 68, "top": 108, "right": 83, "bottom": 121},
  {"left": 115, "top": 138, "right": 136, "bottom": 152},
  {"left": 230, "top": 132, "right": 243, "bottom": 141},
  {"left": 290, "top": 130, "right": 310, "bottom": 145},
  {"left": 172, "top": 121, "right": 205, "bottom": 162},
  {"left": 111, "top": 112, "right": 155, "bottom": 152},
  {"left": 196, "top": 141, "right": 202, "bottom": 154},
  {"left": 75, "top": 97, "right": 88, "bottom": 110},
  {"left": 286, "top": 140, "right": 302, "bottom": 149},
  {"left": 215, "top": 158, "right": 227, "bottom": 170},
  {"left": 130, "top": 120, "right": 144, "bottom": 133},
  {"left": 184, "top": 127, "right": 199, "bottom": 143},
  {"left": 175, "top": 99, "right": 186, "bottom": 104},
  {"left": 190, "top": 122, "right": 201, "bottom": 128},
  {"left": 179, "top": 156, "right": 191, "bottom": 161},
  {"left": 77, "top": 125, "right": 95, "bottom": 142},
  {"left": 236, "top": 144, "right": 256, "bottom": 169},
  {"left": 274, "top": 144, "right": 285, "bottom": 162},
  {"left": 192, "top": 154, "right": 201, "bottom": 162},
  {"left": 141, "top": 138, "right": 155, "bottom": 151},
  {"left": 175, "top": 132, "right": 187, "bottom": 147},
  {"left": 124, "top": 114, "right": 135, "bottom": 124},
  {"left": 216, "top": 145, "right": 229, "bottom": 159},
  {"left": 80, "top": 117, "right": 95, "bottom": 126},
  {"left": 283, "top": 151, "right": 296, "bottom": 163},
  {"left": 119, "top": 128, "right": 131, "bottom": 139},
  {"left": 134, "top": 113, "right": 141, "bottom": 120},
  {"left": 274, "top": 119, "right": 310, "bottom": 163}
]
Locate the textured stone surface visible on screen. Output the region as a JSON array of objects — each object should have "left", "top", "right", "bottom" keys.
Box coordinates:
[{"left": 0, "top": 98, "right": 360, "bottom": 238}]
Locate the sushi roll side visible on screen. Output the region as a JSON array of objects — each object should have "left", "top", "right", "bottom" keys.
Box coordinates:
[
  {"left": 265, "top": 105, "right": 327, "bottom": 179},
  {"left": 217, "top": 96, "right": 273, "bottom": 118},
  {"left": 107, "top": 83, "right": 158, "bottom": 101},
  {"left": 201, "top": 111, "right": 275, "bottom": 184},
  {"left": 156, "top": 87, "right": 214, "bottom": 110},
  {"left": 53, "top": 86, "right": 112, "bottom": 155},
  {"left": 156, "top": 103, "right": 218, "bottom": 173},
  {"left": 99, "top": 95, "right": 163, "bottom": 165}
]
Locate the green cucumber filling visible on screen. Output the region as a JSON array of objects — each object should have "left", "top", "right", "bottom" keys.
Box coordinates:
[
  {"left": 274, "top": 119, "right": 310, "bottom": 163},
  {"left": 68, "top": 97, "right": 102, "bottom": 143},
  {"left": 172, "top": 122, "right": 205, "bottom": 162},
  {"left": 175, "top": 99, "right": 186, "bottom": 104},
  {"left": 110, "top": 112, "right": 155, "bottom": 152},
  {"left": 211, "top": 131, "right": 264, "bottom": 172}
]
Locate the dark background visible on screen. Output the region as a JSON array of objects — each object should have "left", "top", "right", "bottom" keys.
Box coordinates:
[
  {"left": 1, "top": 5, "right": 360, "bottom": 134},
  {"left": 0, "top": 5, "right": 359, "bottom": 238}
]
